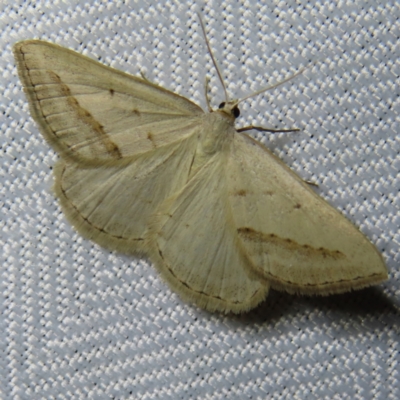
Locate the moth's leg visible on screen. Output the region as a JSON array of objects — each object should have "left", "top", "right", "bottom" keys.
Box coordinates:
[
  {"left": 237, "top": 125, "right": 300, "bottom": 133},
  {"left": 204, "top": 76, "right": 212, "bottom": 112},
  {"left": 140, "top": 70, "right": 152, "bottom": 82},
  {"left": 238, "top": 125, "right": 317, "bottom": 186},
  {"left": 305, "top": 180, "right": 319, "bottom": 187}
]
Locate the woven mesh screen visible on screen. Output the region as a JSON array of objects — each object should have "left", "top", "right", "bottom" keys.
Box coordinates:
[{"left": 1, "top": 1, "right": 399, "bottom": 399}]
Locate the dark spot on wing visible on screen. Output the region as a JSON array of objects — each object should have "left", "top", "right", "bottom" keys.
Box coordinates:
[
  {"left": 235, "top": 189, "right": 247, "bottom": 197},
  {"left": 147, "top": 132, "right": 156, "bottom": 148}
]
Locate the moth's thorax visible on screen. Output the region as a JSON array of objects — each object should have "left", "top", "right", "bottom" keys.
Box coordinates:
[
  {"left": 187, "top": 111, "right": 235, "bottom": 178},
  {"left": 199, "top": 110, "right": 235, "bottom": 155}
]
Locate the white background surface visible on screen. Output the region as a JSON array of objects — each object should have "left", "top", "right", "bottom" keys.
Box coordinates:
[{"left": 1, "top": 0, "right": 399, "bottom": 399}]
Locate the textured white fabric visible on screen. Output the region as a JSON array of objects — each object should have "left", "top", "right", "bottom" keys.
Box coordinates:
[{"left": 1, "top": 1, "right": 399, "bottom": 399}]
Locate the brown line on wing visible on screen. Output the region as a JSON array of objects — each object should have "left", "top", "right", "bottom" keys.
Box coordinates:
[{"left": 46, "top": 70, "right": 122, "bottom": 159}]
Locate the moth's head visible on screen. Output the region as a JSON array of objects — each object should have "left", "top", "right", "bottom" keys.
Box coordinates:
[{"left": 216, "top": 100, "right": 240, "bottom": 119}]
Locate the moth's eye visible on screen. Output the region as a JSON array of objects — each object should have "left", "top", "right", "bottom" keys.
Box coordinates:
[
  {"left": 232, "top": 106, "right": 240, "bottom": 118},
  {"left": 218, "top": 102, "right": 225, "bottom": 109}
]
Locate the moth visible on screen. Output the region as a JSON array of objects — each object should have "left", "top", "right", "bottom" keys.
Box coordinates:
[{"left": 13, "top": 17, "right": 387, "bottom": 313}]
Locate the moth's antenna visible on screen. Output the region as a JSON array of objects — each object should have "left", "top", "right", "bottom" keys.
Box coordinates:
[
  {"left": 238, "top": 65, "right": 311, "bottom": 104},
  {"left": 197, "top": 12, "right": 229, "bottom": 102}
]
